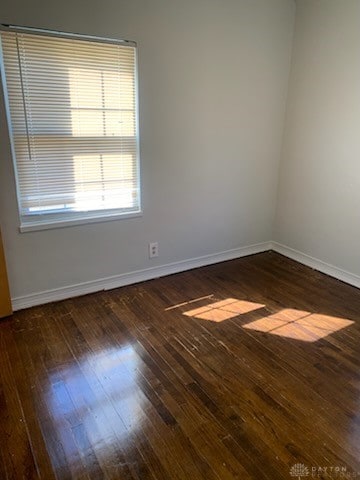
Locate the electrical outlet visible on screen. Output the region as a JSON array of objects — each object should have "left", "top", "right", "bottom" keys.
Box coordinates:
[{"left": 149, "top": 242, "right": 159, "bottom": 258}]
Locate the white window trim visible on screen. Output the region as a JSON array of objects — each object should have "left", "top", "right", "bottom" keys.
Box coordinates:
[{"left": 19, "top": 210, "right": 143, "bottom": 233}]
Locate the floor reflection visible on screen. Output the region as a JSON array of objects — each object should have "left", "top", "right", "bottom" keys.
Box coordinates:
[{"left": 46, "top": 345, "right": 143, "bottom": 471}]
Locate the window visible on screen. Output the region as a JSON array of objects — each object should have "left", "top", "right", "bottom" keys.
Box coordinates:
[{"left": 0, "top": 26, "right": 141, "bottom": 231}]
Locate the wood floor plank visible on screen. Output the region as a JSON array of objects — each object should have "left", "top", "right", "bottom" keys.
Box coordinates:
[{"left": 0, "top": 319, "right": 55, "bottom": 480}]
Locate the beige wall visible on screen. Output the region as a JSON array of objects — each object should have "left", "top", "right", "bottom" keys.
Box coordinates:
[
  {"left": 0, "top": 0, "right": 295, "bottom": 302},
  {"left": 274, "top": 0, "right": 360, "bottom": 275}
]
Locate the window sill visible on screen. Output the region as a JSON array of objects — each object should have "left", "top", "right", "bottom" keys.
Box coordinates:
[{"left": 19, "top": 210, "right": 143, "bottom": 233}]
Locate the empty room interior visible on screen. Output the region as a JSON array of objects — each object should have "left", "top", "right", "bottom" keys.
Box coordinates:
[{"left": 1, "top": 0, "right": 360, "bottom": 478}]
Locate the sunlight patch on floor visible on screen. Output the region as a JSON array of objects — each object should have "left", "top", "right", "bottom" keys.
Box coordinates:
[
  {"left": 180, "top": 298, "right": 354, "bottom": 342},
  {"left": 243, "top": 309, "right": 354, "bottom": 342},
  {"left": 183, "top": 298, "right": 265, "bottom": 322}
]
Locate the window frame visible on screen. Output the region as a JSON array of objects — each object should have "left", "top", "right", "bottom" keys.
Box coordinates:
[{"left": 0, "top": 25, "right": 142, "bottom": 233}]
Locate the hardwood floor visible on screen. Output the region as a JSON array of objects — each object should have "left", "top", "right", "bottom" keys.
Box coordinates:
[{"left": 1, "top": 251, "right": 360, "bottom": 479}]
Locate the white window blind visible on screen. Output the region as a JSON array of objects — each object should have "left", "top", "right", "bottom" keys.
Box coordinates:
[{"left": 0, "top": 27, "right": 141, "bottom": 231}]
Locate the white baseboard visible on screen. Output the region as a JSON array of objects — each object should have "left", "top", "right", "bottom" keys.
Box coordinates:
[
  {"left": 12, "top": 241, "right": 272, "bottom": 311},
  {"left": 271, "top": 242, "right": 360, "bottom": 290},
  {"left": 13, "top": 240, "right": 360, "bottom": 311}
]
